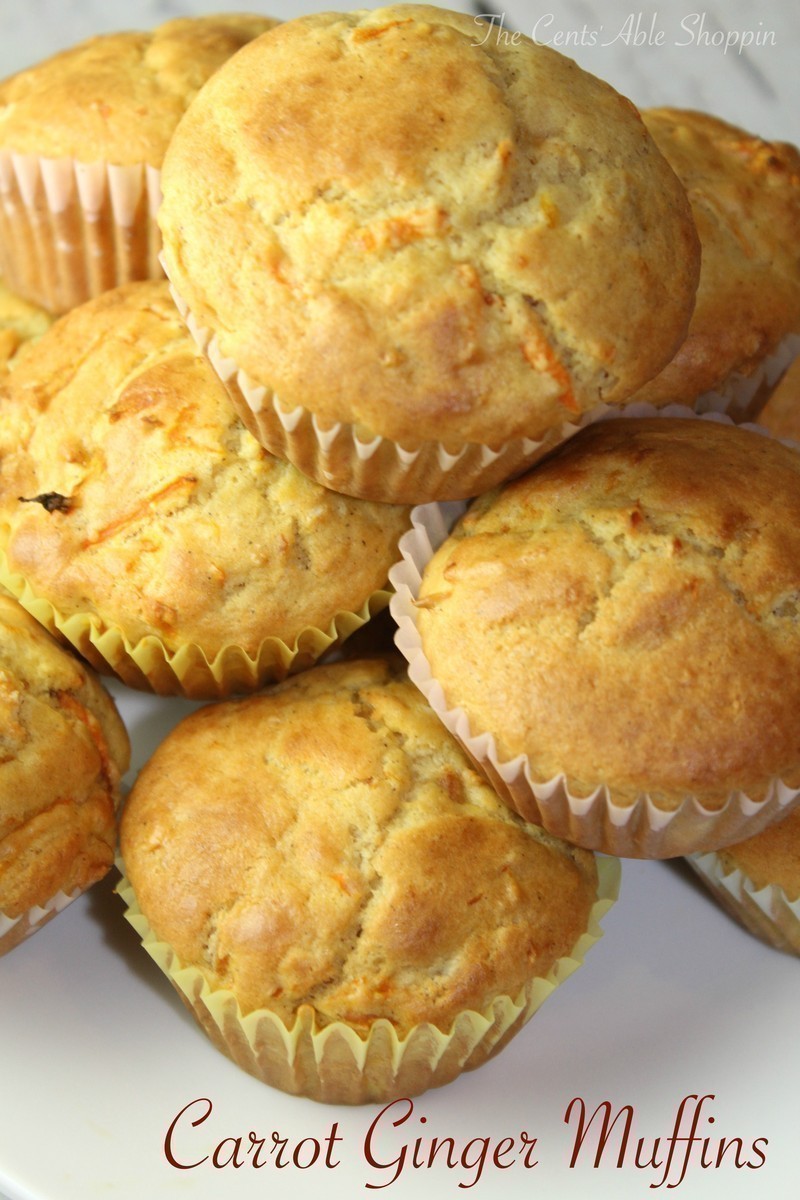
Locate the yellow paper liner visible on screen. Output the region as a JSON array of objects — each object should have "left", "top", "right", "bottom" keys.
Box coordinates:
[
  {"left": 0, "top": 544, "right": 392, "bottom": 699},
  {"left": 115, "top": 855, "right": 620, "bottom": 1105},
  {"left": 389, "top": 403, "right": 800, "bottom": 859},
  {"left": 0, "top": 888, "right": 80, "bottom": 957},
  {"left": 0, "top": 151, "right": 163, "bottom": 313},
  {"left": 686, "top": 851, "right": 800, "bottom": 956}
]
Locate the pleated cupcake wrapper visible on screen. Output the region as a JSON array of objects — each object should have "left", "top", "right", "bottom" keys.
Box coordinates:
[
  {"left": 0, "top": 543, "right": 391, "bottom": 699},
  {"left": 692, "top": 332, "right": 800, "bottom": 423},
  {"left": 164, "top": 267, "right": 653, "bottom": 505},
  {"left": 116, "top": 855, "right": 619, "bottom": 1105},
  {"left": 0, "top": 887, "right": 80, "bottom": 958},
  {"left": 389, "top": 403, "right": 800, "bottom": 859},
  {"left": 0, "top": 150, "right": 164, "bottom": 313},
  {"left": 686, "top": 851, "right": 800, "bottom": 956}
]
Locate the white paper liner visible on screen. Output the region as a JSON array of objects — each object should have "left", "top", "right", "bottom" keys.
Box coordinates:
[
  {"left": 0, "top": 150, "right": 163, "bottom": 312},
  {"left": 116, "top": 855, "right": 620, "bottom": 1104},
  {"left": 389, "top": 403, "right": 800, "bottom": 859},
  {"left": 163, "top": 264, "right": 661, "bottom": 504},
  {"left": 692, "top": 332, "right": 800, "bottom": 422},
  {"left": 0, "top": 888, "right": 80, "bottom": 957},
  {"left": 686, "top": 851, "right": 800, "bottom": 955}
]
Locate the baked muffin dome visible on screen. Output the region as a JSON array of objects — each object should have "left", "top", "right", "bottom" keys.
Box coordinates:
[
  {"left": 634, "top": 108, "right": 800, "bottom": 411},
  {"left": 0, "top": 590, "right": 129, "bottom": 946},
  {"left": 119, "top": 656, "right": 606, "bottom": 1104},
  {"left": 159, "top": 4, "right": 700, "bottom": 452},
  {"left": 121, "top": 658, "right": 599, "bottom": 1028},
  {"left": 0, "top": 281, "right": 410, "bottom": 696},
  {"left": 0, "top": 14, "right": 278, "bottom": 166},
  {"left": 0, "top": 14, "right": 279, "bottom": 313},
  {"left": 414, "top": 417, "right": 800, "bottom": 845}
]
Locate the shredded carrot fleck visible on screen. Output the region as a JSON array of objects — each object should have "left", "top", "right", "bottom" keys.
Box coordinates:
[
  {"left": 352, "top": 18, "right": 414, "bottom": 41},
  {"left": 82, "top": 475, "right": 197, "bottom": 549},
  {"left": 521, "top": 339, "right": 579, "bottom": 413}
]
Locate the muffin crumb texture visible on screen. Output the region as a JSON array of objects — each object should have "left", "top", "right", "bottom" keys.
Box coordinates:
[
  {"left": 417, "top": 418, "right": 800, "bottom": 807},
  {"left": 121, "top": 658, "right": 598, "bottom": 1032},
  {"left": 0, "top": 281, "right": 410, "bottom": 661},
  {"left": 635, "top": 107, "right": 800, "bottom": 405},
  {"left": 159, "top": 4, "right": 699, "bottom": 446},
  {"left": 0, "top": 14, "right": 280, "bottom": 165},
  {"left": 0, "top": 593, "right": 129, "bottom": 918}
]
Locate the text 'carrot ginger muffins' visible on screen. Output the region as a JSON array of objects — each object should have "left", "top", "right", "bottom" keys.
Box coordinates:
[
  {"left": 688, "top": 807, "right": 800, "bottom": 956},
  {"left": 0, "top": 280, "right": 411, "bottom": 699},
  {"left": 633, "top": 108, "right": 800, "bottom": 417},
  {"left": 0, "top": 590, "right": 130, "bottom": 956},
  {"left": 118, "top": 657, "right": 618, "bottom": 1104},
  {"left": 158, "top": 4, "right": 699, "bottom": 503},
  {"left": 392, "top": 414, "right": 800, "bottom": 859},
  {"left": 0, "top": 13, "right": 279, "bottom": 314}
]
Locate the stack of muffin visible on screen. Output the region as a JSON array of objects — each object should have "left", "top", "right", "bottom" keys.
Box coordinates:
[{"left": 1, "top": 5, "right": 799, "bottom": 1106}]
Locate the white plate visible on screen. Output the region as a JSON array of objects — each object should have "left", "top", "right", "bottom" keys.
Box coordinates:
[{"left": 1, "top": 685, "right": 798, "bottom": 1200}]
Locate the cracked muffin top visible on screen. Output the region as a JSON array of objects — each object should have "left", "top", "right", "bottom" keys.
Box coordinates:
[
  {"left": 120, "top": 656, "right": 598, "bottom": 1030},
  {"left": 0, "top": 14, "right": 278, "bottom": 166},
  {"left": 0, "top": 280, "right": 410, "bottom": 661},
  {"left": 158, "top": 4, "right": 699, "bottom": 448},
  {"left": 0, "top": 590, "right": 129, "bottom": 919},
  {"left": 633, "top": 108, "right": 800, "bottom": 408},
  {"left": 417, "top": 417, "right": 800, "bottom": 809}
]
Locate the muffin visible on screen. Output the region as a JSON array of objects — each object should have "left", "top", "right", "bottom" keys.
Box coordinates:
[
  {"left": 393, "top": 414, "right": 800, "bottom": 858},
  {"left": 0, "top": 280, "right": 411, "bottom": 698},
  {"left": 687, "top": 808, "right": 800, "bottom": 955},
  {"left": 158, "top": 4, "right": 699, "bottom": 503},
  {"left": 753, "top": 357, "right": 800, "bottom": 442},
  {"left": 118, "top": 656, "right": 618, "bottom": 1104},
  {"left": 633, "top": 108, "right": 800, "bottom": 417},
  {"left": 0, "top": 13, "right": 278, "bottom": 314},
  {"left": 0, "top": 276, "right": 53, "bottom": 372},
  {"left": 0, "top": 590, "right": 130, "bottom": 956}
]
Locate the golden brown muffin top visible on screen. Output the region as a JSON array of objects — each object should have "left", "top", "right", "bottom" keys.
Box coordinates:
[
  {"left": 417, "top": 417, "right": 800, "bottom": 808},
  {"left": 159, "top": 4, "right": 699, "bottom": 448},
  {"left": 755, "top": 358, "right": 800, "bottom": 443},
  {"left": 634, "top": 108, "right": 800, "bottom": 406},
  {"left": 0, "top": 591, "right": 129, "bottom": 916},
  {"left": 0, "top": 278, "right": 53, "bottom": 374},
  {"left": 0, "top": 14, "right": 278, "bottom": 166},
  {"left": 120, "top": 657, "right": 598, "bottom": 1031},
  {"left": 0, "top": 281, "right": 410, "bottom": 658},
  {"left": 715, "top": 808, "right": 800, "bottom": 900}
]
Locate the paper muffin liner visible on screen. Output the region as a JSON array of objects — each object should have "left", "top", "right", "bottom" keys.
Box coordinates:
[
  {"left": 692, "top": 332, "right": 800, "bottom": 423},
  {"left": 0, "top": 887, "right": 80, "bottom": 957},
  {"left": 0, "top": 150, "right": 164, "bottom": 313},
  {"left": 686, "top": 851, "right": 800, "bottom": 955},
  {"left": 389, "top": 403, "right": 800, "bottom": 859},
  {"left": 165, "top": 270, "right": 658, "bottom": 505},
  {"left": 0, "top": 544, "right": 392, "bottom": 700},
  {"left": 115, "top": 855, "right": 619, "bottom": 1105}
]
